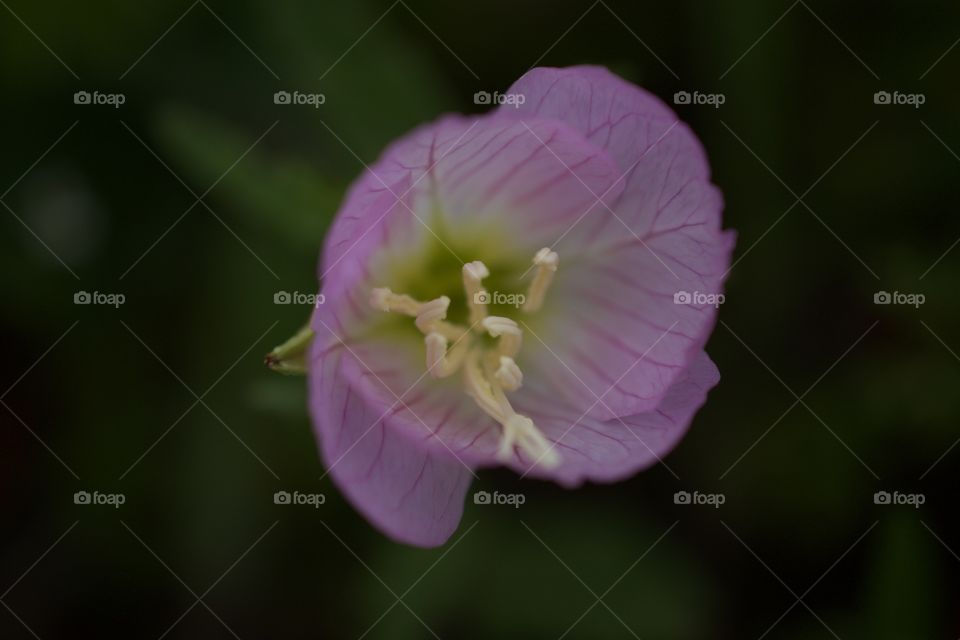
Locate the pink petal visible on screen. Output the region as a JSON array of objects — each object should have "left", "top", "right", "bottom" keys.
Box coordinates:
[
  {"left": 309, "top": 342, "right": 475, "bottom": 547},
  {"left": 511, "top": 350, "right": 720, "bottom": 486},
  {"left": 321, "top": 112, "right": 625, "bottom": 267},
  {"left": 310, "top": 328, "right": 502, "bottom": 464},
  {"left": 501, "top": 65, "right": 676, "bottom": 171},
  {"left": 502, "top": 66, "right": 734, "bottom": 418}
]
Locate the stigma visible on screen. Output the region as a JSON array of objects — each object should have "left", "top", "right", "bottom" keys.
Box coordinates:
[{"left": 370, "top": 248, "right": 561, "bottom": 469}]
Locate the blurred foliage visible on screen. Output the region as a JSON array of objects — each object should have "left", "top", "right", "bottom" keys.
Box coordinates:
[
  {"left": 2, "top": 0, "right": 959, "bottom": 638},
  {"left": 157, "top": 105, "right": 340, "bottom": 256}
]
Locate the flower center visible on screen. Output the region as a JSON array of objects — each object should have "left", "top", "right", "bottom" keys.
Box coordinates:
[{"left": 370, "top": 248, "right": 561, "bottom": 469}]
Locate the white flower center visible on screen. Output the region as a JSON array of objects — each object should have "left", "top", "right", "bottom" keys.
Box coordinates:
[{"left": 370, "top": 248, "right": 560, "bottom": 469}]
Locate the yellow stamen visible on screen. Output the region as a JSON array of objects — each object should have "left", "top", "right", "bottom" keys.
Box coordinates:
[
  {"left": 481, "top": 316, "right": 522, "bottom": 358},
  {"left": 414, "top": 296, "right": 451, "bottom": 334},
  {"left": 370, "top": 287, "right": 421, "bottom": 315},
  {"left": 462, "top": 260, "right": 490, "bottom": 324},
  {"left": 523, "top": 248, "right": 559, "bottom": 313},
  {"left": 481, "top": 355, "right": 559, "bottom": 467},
  {"left": 370, "top": 249, "right": 561, "bottom": 469},
  {"left": 463, "top": 348, "right": 504, "bottom": 420},
  {"left": 424, "top": 332, "right": 470, "bottom": 378},
  {"left": 494, "top": 355, "right": 523, "bottom": 391},
  {"left": 498, "top": 414, "right": 559, "bottom": 466}
]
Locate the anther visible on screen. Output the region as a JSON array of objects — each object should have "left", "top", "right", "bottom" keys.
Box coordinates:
[
  {"left": 481, "top": 316, "right": 522, "bottom": 358},
  {"left": 494, "top": 355, "right": 523, "bottom": 391},
  {"left": 415, "top": 296, "right": 450, "bottom": 334}
]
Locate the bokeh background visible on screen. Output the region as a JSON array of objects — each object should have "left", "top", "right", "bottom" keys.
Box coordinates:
[{"left": 2, "top": 1, "right": 958, "bottom": 637}]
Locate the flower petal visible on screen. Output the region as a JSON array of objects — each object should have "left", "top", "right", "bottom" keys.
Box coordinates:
[
  {"left": 309, "top": 343, "right": 475, "bottom": 547},
  {"left": 502, "top": 66, "right": 734, "bottom": 418},
  {"left": 309, "top": 322, "right": 503, "bottom": 459},
  {"left": 426, "top": 116, "right": 625, "bottom": 251},
  {"left": 502, "top": 65, "right": 676, "bottom": 170},
  {"left": 510, "top": 350, "right": 720, "bottom": 486},
  {"left": 315, "top": 112, "right": 626, "bottom": 336}
]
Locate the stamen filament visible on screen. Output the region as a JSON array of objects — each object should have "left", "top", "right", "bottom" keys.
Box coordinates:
[
  {"left": 482, "top": 356, "right": 559, "bottom": 468},
  {"left": 369, "top": 248, "right": 562, "bottom": 469},
  {"left": 371, "top": 288, "right": 468, "bottom": 340},
  {"left": 424, "top": 332, "right": 470, "bottom": 378},
  {"left": 463, "top": 348, "right": 505, "bottom": 421},
  {"left": 481, "top": 316, "right": 522, "bottom": 358},
  {"left": 370, "top": 287, "right": 422, "bottom": 315},
  {"left": 462, "top": 261, "right": 490, "bottom": 324},
  {"left": 523, "top": 248, "right": 559, "bottom": 313}
]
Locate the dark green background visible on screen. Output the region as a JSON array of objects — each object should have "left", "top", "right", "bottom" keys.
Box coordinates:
[{"left": 1, "top": 1, "right": 957, "bottom": 637}]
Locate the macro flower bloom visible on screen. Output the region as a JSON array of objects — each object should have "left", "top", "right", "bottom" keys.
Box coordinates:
[{"left": 308, "top": 66, "right": 735, "bottom": 547}]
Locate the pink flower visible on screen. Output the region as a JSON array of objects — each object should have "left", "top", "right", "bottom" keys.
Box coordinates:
[{"left": 308, "top": 66, "right": 735, "bottom": 547}]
